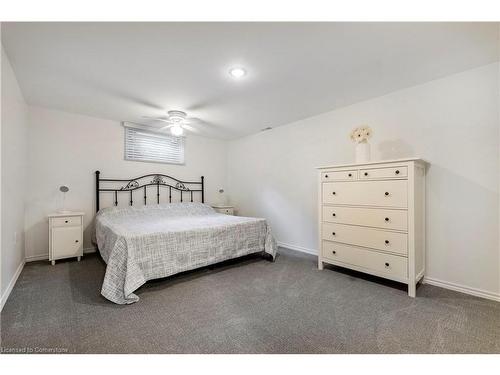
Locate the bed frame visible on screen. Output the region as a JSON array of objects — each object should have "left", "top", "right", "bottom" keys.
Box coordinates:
[{"left": 95, "top": 170, "right": 204, "bottom": 213}]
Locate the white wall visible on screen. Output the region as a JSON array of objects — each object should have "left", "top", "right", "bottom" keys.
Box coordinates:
[
  {"left": 1, "top": 46, "right": 27, "bottom": 306},
  {"left": 228, "top": 63, "right": 500, "bottom": 297},
  {"left": 25, "top": 107, "right": 228, "bottom": 260}
]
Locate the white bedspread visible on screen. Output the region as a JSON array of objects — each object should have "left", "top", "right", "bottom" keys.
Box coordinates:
[{"left": 95, "top": 203, "right": 277, "bottom": 304}]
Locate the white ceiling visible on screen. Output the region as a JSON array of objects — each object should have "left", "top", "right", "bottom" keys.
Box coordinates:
[{"left": 2, "top": 22, "right": 498, "bottom": 139}]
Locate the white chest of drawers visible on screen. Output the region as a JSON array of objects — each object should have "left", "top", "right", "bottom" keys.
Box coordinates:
[{"left": 317, "top": 158, "right": 427, "bottom": 297}]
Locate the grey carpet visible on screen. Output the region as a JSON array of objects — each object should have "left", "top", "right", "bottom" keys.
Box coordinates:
[{"left": 1, "top": 248, "right": 499, "bottom": 354}]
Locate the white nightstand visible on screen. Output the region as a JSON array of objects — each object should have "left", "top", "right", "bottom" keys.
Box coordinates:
[
  {"left": 211, "top": 205, "right": 235, "bottom": 215},
  {"left": 48, "top": 211, "right": 85, "bottom": 265}
]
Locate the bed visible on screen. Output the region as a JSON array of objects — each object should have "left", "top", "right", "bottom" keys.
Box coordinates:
[{"left": 94, "top": 171, "right": 277, "bottom": 304}]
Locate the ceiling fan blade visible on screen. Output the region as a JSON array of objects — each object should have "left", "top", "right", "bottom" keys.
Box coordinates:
[
  {"left": 183, "top": 124, "right": 200, "bottom": 133},
  {"left": 142, "top": 112, "right": 208, "bottom": 135},
  {"left": 142, "top": 116, "right": 172, "bottom": 124},
  {"left": 159, "top": 124, "right": 174, "bottom": 130},
  {"left": 185, "top": 117, "right": 204, "bottom": 124}
]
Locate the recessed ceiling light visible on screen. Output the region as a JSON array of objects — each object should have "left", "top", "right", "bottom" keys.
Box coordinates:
[{"left": 229, "top": 67, "right": 246, "bottom": 78}]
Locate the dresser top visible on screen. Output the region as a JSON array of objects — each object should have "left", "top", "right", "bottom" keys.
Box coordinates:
[{"left": 316, "top": 157, "right": 428, "bottom": 169}]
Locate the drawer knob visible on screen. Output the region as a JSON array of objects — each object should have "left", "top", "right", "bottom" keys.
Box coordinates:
[
  {"left": 348, "top": 173, "right": 352, "bottom": 177},
  {"left": 364, "top": 172, "right": 368, "bottom": 176},
  {"left": 332, "top": 232, "right": 336, "bottom": 236},
  {"left": 395, "top": 170, "right": 400, "bottom": 175},
  {"left": 385, "top": 240, "right": 390, "bottom": 244},
  {"left": 384, "top": 192, "right": 389, "bottom": 196},
  {"left": 65, "top": 220, "right": 69, "bottom": 223},
  {"left": 332, "top": 213, "right": 336, "bottom": 217},
  {"left": 332, "top": 250, "right": 336, "bottom": 255},
  {"left": 385, "top": 262, "right": 390, "bottom": 267},
  {"left": 75, "top": 240, "right": 79, "bottom": 243},
  {"left": 325, "top": 174, "right": 329, "bottom": 178},
  {"left": 332, "top": 192, "right": 336, "bottom": 195},
  {"left": 385, "top": 217, "right": 390, "bottom": 222}
]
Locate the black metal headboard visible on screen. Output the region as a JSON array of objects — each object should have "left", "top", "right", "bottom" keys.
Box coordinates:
[{"left": 95, "top": 170, "right": 204, "bottom": 213}]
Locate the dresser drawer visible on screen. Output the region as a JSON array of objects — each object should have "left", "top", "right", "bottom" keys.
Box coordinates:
[
  {"left": 322, "top": 241, "right": 408, "bottom": 280},
  {"left": 51, "top": 216, "right": 82, "bottom": 227},
  {"left": 322, "top": 223, "right": 408, "bottom": 255},
  {"left": 322, "top": 180, "right": 407, "bottom": 208},
  {"left": 359, "top": 166, "right": 408, "bottom": 180},
  {"left": 322, "top": 206, "right": 408, "bottom": 231},
  {"left": 321, "top": 170, "right": 357, "bottom": 182}
]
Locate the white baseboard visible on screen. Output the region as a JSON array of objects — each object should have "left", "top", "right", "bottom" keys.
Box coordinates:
[
  {"left": 423, "top": 277, "right": 500, "bottom": 303},
  {"left": 278, "top": 241, "right": 500, "bottom": 303},
  {"left": 0, "top": 260, "right": 25, "bottom": 311},
  {"left": 25, "top": 247, "right": 97, "bottom": 262},
  {"left": 277, "top": 241, "right": 317, "bottom": 256},
  {"left": 416, "top": 269, "right": 425, "bottom": 282},
  {"left": 25, "top": 254, "right": 50, "bottom": 262}
]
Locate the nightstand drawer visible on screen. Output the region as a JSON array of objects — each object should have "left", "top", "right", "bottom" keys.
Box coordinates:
[
  {"left": 214, "top": 207, "right": 234, "bottom": 215},
  {"left": 51, "top": 216, "right": 82, "bottom": 227},
  {"left": 51, "top": 226, "right": 82, "bottom": 259}
]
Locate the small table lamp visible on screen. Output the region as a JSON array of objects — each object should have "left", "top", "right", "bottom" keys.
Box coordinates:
[
  {"left": 58, "top": 185, "right": 71, "bottom": 214},
  {"left": 217, "top": 188, "right": 228, "bottom": 205}
]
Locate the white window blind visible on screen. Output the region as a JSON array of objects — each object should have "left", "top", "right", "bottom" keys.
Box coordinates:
[{"left": 125, "top": 127, "right": 185, "bottom": 164}]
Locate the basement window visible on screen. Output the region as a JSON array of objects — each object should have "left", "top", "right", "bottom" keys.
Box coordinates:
[{"left": 124, "top": 126, "right": 185, "bottom": 165}]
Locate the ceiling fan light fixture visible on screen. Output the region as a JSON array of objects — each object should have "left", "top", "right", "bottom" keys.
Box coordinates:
[
  {"left": 169, "top": 115, "right": 184, "bottom": 123},
  {"left": 167, "top": 110, "right": 187, "bottom": 123},
  {"left": 170, "top": 125, "right": 184, "bottom": 137}
]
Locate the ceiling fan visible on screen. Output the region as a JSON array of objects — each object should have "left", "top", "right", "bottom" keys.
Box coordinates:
[{"left": 142, "top": 110, "right": 200, "bottom": 136}]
